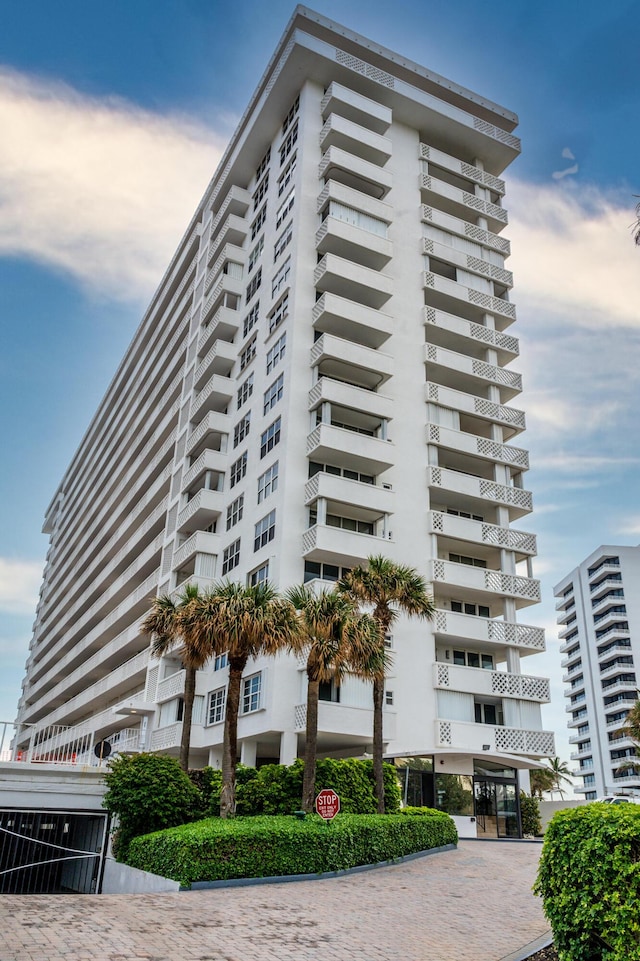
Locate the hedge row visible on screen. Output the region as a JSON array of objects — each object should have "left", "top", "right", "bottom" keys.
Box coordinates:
[
  {"left": 126, "top": 811, "right": 457, "bottom": 887},
  {"left": 535, "top": 804, "right": 640, "bottom": 961}
]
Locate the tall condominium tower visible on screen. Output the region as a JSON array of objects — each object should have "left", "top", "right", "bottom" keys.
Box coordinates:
[
  {"left": 555, "top": 545, "right": 640, "bottom": 800},
  {"left": 15, "top": 7, "right": 553, "bottom": 837}
]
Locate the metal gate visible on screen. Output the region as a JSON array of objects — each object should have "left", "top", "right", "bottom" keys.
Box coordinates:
[{"left": 0, "top": 809, "right": 109, "bottom": 894}]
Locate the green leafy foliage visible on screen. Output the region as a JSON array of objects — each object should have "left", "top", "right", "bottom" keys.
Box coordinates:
[
  {"left": 103, "top": 753, "right": 202, "bottom": 859},
  {"left": 126, "top": 811, "right": 457, "bottom": 886},
  {"left": 519, "top": 792, "right": 542, "bottom": 837},
  {"left": 534, "top": 804, "right": 640, "bottom": 960}
]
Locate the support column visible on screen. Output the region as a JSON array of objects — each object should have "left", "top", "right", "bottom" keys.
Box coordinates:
[
  {"left": 240, "top": 739, "right": 257, "bottom": 768},
  {"left": 316, "top": 497, "right": 327, "bottom": 526},
  {"left": 279, "top": 730, "right": 298, "bottom": 766}
]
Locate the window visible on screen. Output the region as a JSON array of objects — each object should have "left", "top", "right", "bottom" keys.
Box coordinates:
[
  {"left": 325, "top": 200, "right": 388, "bottom": 238},
  {"left": 278, "top": 154, "right": 296, "bottom": 196},
  {"left": 213, "top": 652, "right": 228, "bottom": 671},
  {"left": 452, "top": 651, "right": 494, "bottom": 670},
  {"left": 233, "top": 413, "right": 251, "bottom": 448},
  {"left": 242, "top": 672, "right": 262, "bottom": 714},
  {"left": 271, "top": 258, "right": 291, "bottom": 298},
  {"left": 251, "top": 204, "right": 267, "bottom": 241},
  {"left": 257, "top": 462, "right": 279, "bottom": 503},
  {"left": 253, "top": 174, "right": 269, "bottom": 210},
  {"left": 226, "top": 494, "right": 244, "bottom": 530},
  {"left": 248, "top": 236, "right": 264, "bottom": 273},
  {"left": 254, "top": 509, "right": 276, "bottom": 551},
  {"left": 255, "top": 147, "right": 270, "bottom": 182},
  {"left": 308, "top": 462, "right": 374, "bottom": 485},
  {"left": 239, "top": 335, "right": 257, "bottom": 371},
  {"left": 230, "top": 452, "right": 247, "bottom": 488},
  {"left": 237, "top": 373, "right": 254, "bottom": 409},
  {"left": 207, "top": 688, "right": 226, "bottom": 725},
  {"left": 319, "top": 679, "right": 340, "bottom": 703},
  {"left": 310, "top": 511, "right": 374, "bottom": 536},
  {"left": 274, "top": 221, "right": 293, "bottom": 260},
  {"left": 303, "top": 561, "right": 351, "bottom": 583},
  {"left": 279, "top": 120, "right": 298, "bottom": 166},
  {"left": 266, "top": 333, "right": 286, "bottom": 374},
  {"left": 282, "top": 95, "right": 299, "bottom": 134},
  {"left": 268, "top": 293, "right": 289, "bottom": 334},
  {"left": 243, "top": 302, "right": 260, "bottom": 339},
  {"left": 448, "top": 553, "right": 487, "bottom": 569},
  {"left": 385, "top": 690, "right": 394, "bottom": 706},
  {"left": 249, "top": 562, "right": 269, "bottom": 586},
  {"left": 222, "top": 538, "right": 241, "bottom": 575},
  {"left": 245, "top": 269, "right": 261, "bottom": 304},
  {"left": 446, "top": 508, "right": 484, "bottom": 522},
  {"left": 451, "top": 601, "right": 490, "bottom": 617},
  {"left": 474, "top": 702, "right": 501, "bottom": 725},
  {"left": 263, "top": 373, "right": 284, "bottom": 414},
  {"left": 276, "top": 188, "right": 295, "bottom": 229},
  {"left": 260, "top": 417, "right": 281, "bottom": 458}
]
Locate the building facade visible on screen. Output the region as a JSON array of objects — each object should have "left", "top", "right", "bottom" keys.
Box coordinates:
[
  {"left": 15, "top": 6, "right": 553, "bottom": 836},
  {"left": 555, "top": 545, "right": 640, "bottom": 800}
]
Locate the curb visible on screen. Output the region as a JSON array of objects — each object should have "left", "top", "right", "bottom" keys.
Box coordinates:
[{"left": 498, "top": 930, "right": 553, "bottom": 961}]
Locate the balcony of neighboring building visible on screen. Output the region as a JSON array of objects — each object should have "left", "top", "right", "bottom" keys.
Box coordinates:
[
  {"left": 558, "top": 620, "right": 578, "bottom": 641},
  {"left": 432, "top": 608, "right": 545, "bottom": 656},
  {"left": 182, "top": 448, "right": 228, "bottom": 490},
  {"left": 426, "top": 421, "right": 529, "bottom": 472},
  {"left": 206, "top": 243, "right": 246, "bottom": 293},
  {"left": 309, "top": 376, "right": 393, "bottom": 424},
  {"left": 320, "top": 113, "right": 392, "bottom": 169},
  {"left": 197, "top": 306, "right": 240, "bottom": 356},
  {"left": 428, "top": 510, "right": 537, "bottom": 561},
  {"left": 201, "top": 274, "right": 243, "bottom": 326},
  {"left": 311, "top": 333, "right": 393, "bottom": 390},
  {"left": 562, "top": 661, "right": 584, "bottom": 683},
  {"left": 176, "top": 487, "right": 224, "bottom": 533},
  {"left": 590, "top": 574, "right": 624, "bottom": 602},
  {"left": 436, "top": 718, "right": 555, "bottom": 758},
  {"left": 318, "top": 146, "right": 392, "bottom": 200},
  {"left": 600, "top": 673, "right": 637, "bottom": 698},
  {"left": 315, "top": 253, "right": 393, "bottom": 309},
  {"left": 321, "top": 81, "right": 392, "bottom": 134},
  {"left": 428, "top": 558, "right": 541, "bottom": 609},
  {"left": 172, "top": 531, "right": 221, "bottom": 572},
  {"left": 556, "top": 602, "right": 576, "bottom": 625},
  {"left": 208, "top": 185, "right": 251, "bottom": 249},
  {"left": 421, "top": 204, "right": 511, "bottom": 263},
  {"left": 423, "top": 268, "right": 516, "bottom": 328},
  {"left": 424, "top": 307, "right": 519, "bottom": 367},
  {"left": 312, "top": 292, "right": 392, "bottom": 349},
  {"left": 186, "top": 410, "right": 231, "bottom": 459},
  {"left": 307, "top": 416, "right": 394, "bottom": 478},
  {"left": 422, "top": 237, "right": 513, "bottom": 290},
  {"left": 193, "top": 339, "right": 236, "bottom": 390},
  {"left": 597, "top": 638, "right": 632, "bottom": 663},
  {"left": 316, "top": 214, "right": 393, "bottom": 271},
  {"left": 563, "top": 674, "right": 585, "bottom": 699},
  {"left": 191, "top": 373, "right": 234, "bottom": 421},
  {"left": 304, "top": 469, "right": 395, "bottom": 518},
  {"left": 591, "top": 588, "right": 626, "bottom": 618},
  {"left": 593, "top": 605, "right": 629, "bottom": 633},
  {"left": 569, "top": 742, "right": 592, "bottom": 761},
  {"left": 419, "top": 143, "right": 506, "bottom": 197},
  {"left": 424, "top": 345, "right": 522, "bottom": 403},
  {"left": 426, "top": 465, "right": 533, "bottom": 522},
  {"left": 424, "top": 382, "right": 525, "bottom": 440},
  {"left": 567, "top": 709, "right": 589, "bottom": 728},
  {"left": 588, "top": 555, "right": 621, "bottom": 582},
  {"left": 419, "top": 170, "right": 508, "bottom": 233},
  {"left": 433, "top": 662, "right": 550, "bottom": 703}
]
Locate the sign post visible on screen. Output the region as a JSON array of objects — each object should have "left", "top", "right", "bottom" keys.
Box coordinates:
[{"left": 315, "top": 788, "right": 340, "bottom": 822}]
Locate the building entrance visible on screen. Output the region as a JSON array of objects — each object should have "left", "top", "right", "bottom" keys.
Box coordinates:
[{"left": 474, "top": 778, "right": 520, "bottom": 838}]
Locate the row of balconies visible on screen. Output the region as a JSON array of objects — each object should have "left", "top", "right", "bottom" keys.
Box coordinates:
[
  {"left": 423, "top": 307, "right": 518, "bottom": 364},
  {"left": 424, "top": 343, "right": 522, "bottom": 403},
  {"left": 423, "top": 268, "right": 516, "bottom": 327},
  {"left": 425, "top": 382, "right": 525, "bottom": 441},
  {"left": 422, "top": 237, "right": 513, "bottom": 289},
  {"left": 419, "top": 173, "right": 507, "bottom": 233},
  {"left": 419, "top": 143, "right": 505, "bottom": 196},
  {"left": 434, "top": 662, "right": 549, "bottom": 702}
]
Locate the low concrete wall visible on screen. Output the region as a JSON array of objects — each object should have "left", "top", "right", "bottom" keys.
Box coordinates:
[
  {"left": 0, "top": 761, "right": 107, "bottom": 810},
  {"left": 101, "top": 858, "right": 180, "bottom": 894},
  {"left": 539, "top": 799, "right": 588, "bottom": 831},
  {"left": 451, "top": 815, "right": 477, "bottom": 839}
]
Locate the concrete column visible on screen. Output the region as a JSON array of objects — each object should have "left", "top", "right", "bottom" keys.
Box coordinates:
[
  {"left": 380, "top": 418, "right": 388, "bottom": 441},
  {"left": 506, "top": 646, "right": 521, "bottom": 674},
  {"left": 279, "top": 730, "right": 298, "bottom": 766},
  {"left": 316, "top": 497, "right": 327, "bottom": 525},
  {"left": 207, "top": 747, "right": 222, "bottom": 768},
  {"left": 240, "top": 739, "right": 257, "bottom": 768},
  {"left": 321, "top": 402, "right": 331, "bottom": 425}
]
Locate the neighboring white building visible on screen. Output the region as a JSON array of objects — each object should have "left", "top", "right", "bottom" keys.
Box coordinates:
[
  {"left": 555, "top": 545, "right": 640, "bottom": 800},
  {"left": 14, "top": 6, "right": 553, "bottom": 837}
]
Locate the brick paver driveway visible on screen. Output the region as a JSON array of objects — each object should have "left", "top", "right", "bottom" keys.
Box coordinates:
[{"left": 0, "top": 841, "right": 548, "bottom": 961}]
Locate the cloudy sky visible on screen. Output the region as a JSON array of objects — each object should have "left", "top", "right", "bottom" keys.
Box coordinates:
[{"left": 2, "top": 0, "right": 640, "bottom": 771}]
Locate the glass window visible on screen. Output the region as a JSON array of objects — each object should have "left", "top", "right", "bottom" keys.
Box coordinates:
[
  {"left": 226, "top": 494, "right": 244, "bottom": 531},
  {"left": 207, "top": 688, "right": 226, "bottom": 725},
  {"left": 222, "top": 538, "right": 241, "bottom": 575},
  {"left": 230, "top": 452, "right": 247, "bottom": 488},
  {"left": 242, "top": 673, "right": 262, "bottom": 714},
  {"left": 263, "top": 373, "right": 284, "bottom": 414},
  {"left": 257, "top": 461, "right": 279, "bottom": 502},
  {"left": 260, "top": 417, "right": 281, "bottom": 458},
  {"left": 237, "top": 373, "right": 254, "bottom": 408},
  {"left": 254, "top": 509, "right": 276, "bottom": 551}
]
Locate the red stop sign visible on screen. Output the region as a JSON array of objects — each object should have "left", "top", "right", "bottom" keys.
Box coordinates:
[{"left": 315, "top": 788, "right": 340, "bottom": 820}]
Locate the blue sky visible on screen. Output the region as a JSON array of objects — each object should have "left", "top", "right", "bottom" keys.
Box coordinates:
[{"left": 2, "top": 0, "right": 640, "bottom": 769}]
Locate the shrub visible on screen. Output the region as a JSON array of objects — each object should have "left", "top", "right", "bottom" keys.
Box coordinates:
[
  {"left": 520, "top": 792, "right": 542, "bottom": 837},
  {"left": 126, "top": 811, "right": 457, "bottom": 886},
  {"left": 103, "top": 753, "right": 202, "bottom": 859},
  {"left": 399, "top": 806, "right": 441, "bottom": 816},
  {"left": 534, "top": 804, "right": 640, "bottom": 960}
]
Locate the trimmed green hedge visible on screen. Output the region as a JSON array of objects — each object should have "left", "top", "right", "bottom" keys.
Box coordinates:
[
  {"left": 535, "top": 804, "right": 640, "bottom": 960},
  {"left": 126, "top": 811, "right": 457, "bottom": 887},
  {"left": 519, "top": 792, "right": 542, "bottom": 837}
]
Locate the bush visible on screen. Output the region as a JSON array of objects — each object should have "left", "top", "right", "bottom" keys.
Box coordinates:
[
  {"left": 399, "top": 806, "right": 441, "bottom": 816},
  {"left": 103, "top": 753, "right": 202, "bottom": 859},
  {"left": 520, "top": 792, "right": 542, "bottom": 837},
  {"left": 126, "top": 811, "right": 457, "bottom": 886},
  {"left": 534, "top": 804, "right": 640, "bottom": 960}
]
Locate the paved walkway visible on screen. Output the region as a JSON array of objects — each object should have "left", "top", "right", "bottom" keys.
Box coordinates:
[{"left": 0, "top": 841, "right": 548, "bottom": 961}]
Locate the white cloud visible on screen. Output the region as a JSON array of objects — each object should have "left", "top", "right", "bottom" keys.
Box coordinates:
[
  {"left": 0, "top": 67, "right": 225, "bottom": 301},
  {"left": 0, "top": 558, "right": 43, "bottom": 614}
]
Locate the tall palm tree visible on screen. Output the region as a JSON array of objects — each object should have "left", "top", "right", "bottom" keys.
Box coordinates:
[
  {"left": 338, "top": 555, "right": 435, "bottom": 812},
  {"left": 141, "top": 584, "right": 211, "bottom": 772},
  {"left": 286, "top": 585, "right": 387, "bottom": 812},
  {"left": 530, "top": 767, "right": 555, "bottom": 799},
  {"left": 547, "top": 756, "right": 572, "bottom": 799},
  {"left": 184, "top": 581, "right": 301, "bottom": 818},
  {"left": 622, "top": 699, "right": 640, "bottom": 745}
]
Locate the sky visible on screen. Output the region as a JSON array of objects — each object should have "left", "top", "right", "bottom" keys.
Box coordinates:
[{"left": 1, "top": 0, "right": 640, "bottom": 776}]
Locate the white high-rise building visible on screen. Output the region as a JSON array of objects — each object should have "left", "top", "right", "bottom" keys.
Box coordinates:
[
  {"left": 15, "top": 6, "right": 553, "bottom": 837},
  {"left": 555, "top": 545, "right": 640, "bottom": 800}
]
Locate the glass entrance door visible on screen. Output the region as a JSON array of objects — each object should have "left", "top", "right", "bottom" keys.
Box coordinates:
[
  {"left": 496, "top": 782, "right": 519, "bottom": 838},
  {"left": 474, "top": 778, "right": 521, "bottom": 838}
]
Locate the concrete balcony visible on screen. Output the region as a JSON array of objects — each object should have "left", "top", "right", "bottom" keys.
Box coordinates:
[
  {"left": 421, "top": 205, "right": 511, "bottom": 259},
  {"left": 197, "top": 306, "right": 240, "bottom": 355},
  {"left": 317, "top": 180, "right": 392, "bottom": 224},
  {"left": 425, "top": 383, "right": 525, "bottom": 439},
  {"left": 156, "top": 669, "right": 186, "bottom": 703},
  {"left": 315, "top": 253, "right": 393, "bottom": 309},
  {"left": 309, "top": 377, "right": 393, "bottom": 423},
  {"left": 304, "top": 471, "right": 395, "bottom": 516},
  {"left": 427, "top": 423, "right": 530, "bottom": 471},
  {"left": 186, "top": 410, "right": 231, "bottom": 459},
  {"left": 593, "top": 608, "right": 629, "bottom": 632},
  {"left": 177, "top": 489, "right": 224, "bottom": 533},
  {"left": 191, "top": 374, "right": 234, "bottom": 421},
  {"left": 294, "top": 700, "right": 396, "bottom": 742},
  {"left": 172, "top": 531, "right": 221, "bottom": 570},
  {"left": 423, "top": 271, "right": 516, "bottom": 325},
  {"left": 569, "top": 731, "right": 589, "bottom": 744},
  {"left": 424, "top": 306, "right": 518, "bottom": 362},
  {"left": 597, "top": 641, "right": 632, "bottom": 663},
  {"left": 209, "top": 184, "right": 250, "bottom": 244},
  {"left": 558, "top": 621, "right": 578, "bottom": 640},
  {"left": 426, "top": 465, "right": 533, "bottom": 521},
  {"left": 206, "top": 243, "right": 246, "bottom": 294},
  {"left": 208, "top": 216, "right": 248, "bottom": 268},
  {"left": 194, "top": 340, "right": 236, "bottom": 389},
  {"left": 183, "top": 449, "right": 227, "bottom": 490},
  {"left": 428, "top": 510, "right": 537, "bottom": 559},
  {"left": 302, "top": 523, "right": 390, "bottom": 568},
  {"left": 150, "top": 722, "right": 183, "bottom": 752},
  {"left": 564, "top": 678, "right": 585, "bottom": 698},
  {"left": 433, "top": 663, "right": 550, "bottom": 703},
  {"left": 565, "top": 695, "right": 587, "bottom": 713},
  {"left": 556, "top": 603, "right": 576, "bottom": 625},
  {"left": 436, "top": 719, "right": 555, "bottom": 757},
  {"left": 419, "top": 143, "right": 506, "bottom": 196},
  {"left": 311, "top": 333, "right": 393, "bottom": 388},
  {"left": 306, "top": 424, "right": 394, "bottom": 476},
  {"left": 569, "top": 746, "right": 592, "bottom": 761},
  {"left": 321, "top": 81, "right": 392, "bottom": 134},
  {"left": 555, "top": 591, "right": 575, "bottom": 611},
  {"left": 312, "top": 292, "right": 393, "bottom": 349},
  {"left": 423, "top": 237, "right": 513, "bottom": 288},
  {"left": 562, "top": 664, "right": 583, "bottom": 683},
  {"left": 590, "top": 576, "right": 624, "bottom": 601},
  {"left": 318, "top": 146, "right": 392, "bottom": 200},
  {"left": 419, "top": 174, "right": 508, "bottom": 232},
  {"left": 588, "top": 558, "right": 621, "bottom": 583},
  {"left": 320, "top": 114, "right": 392, "bottom": 167},
  {"left": 595, "top": 623, "right": 631, "bottom": 643},
  {"left": 432, "top": 609, "right": 545, "bottom": 654},
  {"left": 429, "top": 559, "right": 541, "bottom": 608},
  {"left": 316, "top": 216, "right": 393, "bottom": 270},
  {"left": 424, "top": 345, "right": 522, "bottom": 402},
  {"left": 591, "top": 593, "right": 625, "bottom": 618},
  {"left": 568, "top": 712, "right": 589, "bottom": 729},
  {"left": 559, "top": 637, "right": 580, "bottom": 656},
  {"left": 601, "top": 676, "right": 637, "bottom": 698},
  {"left": 201, "top": 275, "right": 243, "bottom": 325}
]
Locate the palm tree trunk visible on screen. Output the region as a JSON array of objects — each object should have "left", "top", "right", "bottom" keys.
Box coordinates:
[
  {"left": 372, "top": 676, "right": 385, "bottom": 813},
  {"left": 179, "top": 664, "right": 196, "bottom": 771},
  {"left": 220, "top": 658, "right": 245, "bottom": 819},
  {"left": 302, "top": 675, "right": 320, "bottom": 813}
]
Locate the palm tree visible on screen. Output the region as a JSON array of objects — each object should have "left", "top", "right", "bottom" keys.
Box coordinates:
[
  {"left": 338, "top": 555, "right": 435, "bottom": 812},
  {"left": 184, "top": 581, "right": 301, "bottom": 818},
  {"left": 622, "top": 699, "right": 640, "bottom": 744},
  {"left": 286, "top": 585, "right": 387, "bottom": 812},
  {"left": 530, "top": 767, "right": 555, "bottom": 799},
  {"left": 547, "top": 757, "right": 572, "bottom": 799},
  {"left": 141, "top": 584, "right": 211, "bottom": 772}
]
